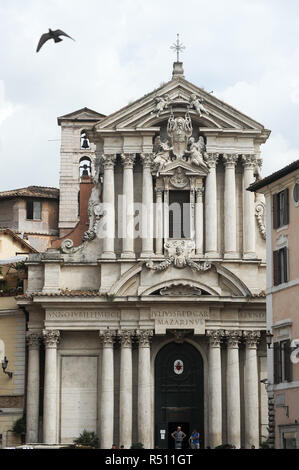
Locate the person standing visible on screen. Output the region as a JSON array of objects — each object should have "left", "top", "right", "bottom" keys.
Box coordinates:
[
  {"left": 190, "top": 429, "right": 200, "bottom": 449},
  {"left": 171, "top": 426, "right": 186, "bottom": 449}
]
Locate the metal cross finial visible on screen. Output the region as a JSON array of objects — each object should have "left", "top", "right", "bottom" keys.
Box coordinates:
[{"left": 170, "top": 33, "right": 186, "bottom": 62}]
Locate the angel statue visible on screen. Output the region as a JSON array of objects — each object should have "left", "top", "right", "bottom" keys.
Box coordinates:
[
  {"left": 189, "top": 94, "right": 209, "bottom": 116},
  {"left": 152, "top": 94, "right": 170, "bottom": 117},
  {"left": 153, "top": 136, "right": 173, "bottom": 176},
  {"left": 167, "top": 113, "right": 192, "bottom": 159},
  {"left": 186, "top": 136, "right": 207, "bottom": 167}
]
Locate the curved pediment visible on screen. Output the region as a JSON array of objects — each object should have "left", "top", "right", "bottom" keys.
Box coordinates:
[{"left": 93, "top": 77, "right": 270, "bottom": 141}]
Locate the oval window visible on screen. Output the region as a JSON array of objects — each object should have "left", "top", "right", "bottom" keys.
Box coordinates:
[{"left": 293, "top": 183, "right": 299, "bottom": 205}]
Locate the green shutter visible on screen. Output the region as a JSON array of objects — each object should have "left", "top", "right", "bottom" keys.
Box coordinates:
[
  {"left": 274, "top": 342, "right": 281, "bottom": 384},
  {"left": 273, "top": 250, "right": 280, "bottom": 286},
  {"left": 283, "top": 188, "right": 289, "bottom": 225},
  {"left": 273, "top": 194, "right": 278, "bottom": 229},
  {"left": 284, "top": 339, "right": 293, "bottom": 382}
]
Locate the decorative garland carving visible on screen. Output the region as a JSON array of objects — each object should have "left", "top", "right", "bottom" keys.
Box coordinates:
[{"left": 255, "top": 202, "right": 266, "bottom": 240}]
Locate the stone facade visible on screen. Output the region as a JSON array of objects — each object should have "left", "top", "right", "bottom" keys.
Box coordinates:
[{"left": 18, "top": 62, "right": 271, "bottom": 448}]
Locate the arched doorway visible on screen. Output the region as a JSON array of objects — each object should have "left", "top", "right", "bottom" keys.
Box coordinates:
[{"left": 155, "top": 342, "right": 204, "bottom": 449}]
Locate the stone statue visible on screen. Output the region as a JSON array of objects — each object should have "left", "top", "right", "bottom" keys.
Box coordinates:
[
  {"left": 189, "top": 94, "right": 209, "bottom": 116},
  {"left": 167, "top": 113, "right": 192, "bottom": 159},
  {"left": 186, "top": 136, "right": 207, "bottom": 167},
  {"left": 153, "top": 136, "right": 173, "bottom": 176},
  {"left": 83, "top": 171, "right": 103, "bottom": 242},
  {"left": 152, "top": 94, "right": 170, "bottom": 117}
]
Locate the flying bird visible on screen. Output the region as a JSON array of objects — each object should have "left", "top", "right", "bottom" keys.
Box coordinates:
[{"left": 36, "top": 28, "right": 75, "bottom": 52}]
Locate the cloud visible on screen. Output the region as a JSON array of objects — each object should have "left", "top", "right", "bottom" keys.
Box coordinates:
[{"left": 0, "top": 81, "right": 21, "bottom": 126}]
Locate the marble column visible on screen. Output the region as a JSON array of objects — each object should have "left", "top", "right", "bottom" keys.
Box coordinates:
[
  {"left": 119, "top": 330, "right": 133, "bottom": 449},
  {"left": 140, "top": 154, "right": 154, "bottom": 258},
  {"left": 121, "top": 153, "right": 136, "bottom": 258},
  {"left": 137, "top": 329, "right": 153, "bottom": 449},
  {"left": 226, "top": 330, "right": 241, "bottom": 448},
  {"left": 43, "top": 329, "right": 60, "bottom": 444},
  {"left": 195, "top": 187, "right": 204, "bottom": 256},
  {"left": 207, "top": 330, "right": 224, "bottom": 448},
  {"left": 155, "top": 187, "right": 163, "bottom": 255},
  {"left": 26, "top": 332, "right": 41, "bottom": 443},
  {"left": 242, "top": 155, "right": 257, "bottom": 259},
  {"left": 163, "top": 187, "right": 169, "bottom": 241},
  {"left": 204, "top": 153, "right": 219, "bottom": 257},
  {"left": 99, "top": 330, "right": 116, "bottom": 449},
  {"left": 223, "top": 154, "right": 238, "bottom": 258},
  {"left": 243, "top": 330, "right": 260, "bottom": 449},
  {"left": 101, "top": 154, "right": 116, "bottom": 259}
]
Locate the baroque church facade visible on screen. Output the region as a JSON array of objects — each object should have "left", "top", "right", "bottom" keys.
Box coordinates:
[{"left": 19, "top": 60, "right": 270, "bottom": 449}]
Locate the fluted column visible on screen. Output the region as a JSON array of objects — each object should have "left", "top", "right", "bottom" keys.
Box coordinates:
[
  {"left": 226, "top": 330, "right": 241, "bottom": 448},
  {"left": 26, "top": 332, "right": 41, "bottom": 443},
  {"left": 43, "top": 329, "right": 60, "bottom": 444},
  {"left": 137, "top": 329, "right": 153, "bottom": 449},
  {"left": 207, "top": 330, "right": 224, "bottom": 448},
  {"left": 204, "top": 153, "right": 219, "bottom": 257},
  {"left": 140, "top": 154, "right": 154, "bottom": 258},
  {"left": 99, "top": 330, "right": 116, "bottom": 449},
  {"left": 101, "top": 154, "right": 116, "bottom": 259},
  {"left": 195, "top": 187, "right": 204, "bottom": 256},
  {"left": 223, "top": 154, "right": 238, "bottom": 258},
  {"left": 119, "top": 330, "right": 133, "bottom": 449},
  {"left": 242, "top": 155, "right": 257, "bottom": 259},
  {"left": 243, "top": 330, "right": 260, "bottom": 448},
  {"left": 155, "top": 187, "right": 163, "bottom": 255},
  {"left": 121, "top": 153, "right": 136, "bottom": 259}
]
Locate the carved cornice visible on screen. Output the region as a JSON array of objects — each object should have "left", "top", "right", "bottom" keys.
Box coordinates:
[
  {"left": 140, "top": 153, "right": 154, "bottom": 168},
  {"left": 243, "top": 330, "right": 261, "bottom": 348},
  {"left": 136, "top": 329, "right": 153, "bottom": 347},
  {"left": 223, "top": 153, "right": 238, "bottom": 168},
  {"left": 241, "top": 154, "right": 258, "bottom": 169},
  {"left": 225, "top": 330, "right": 242, "bottom": 348},
  {"left": 26, "top": 332, "right": 41, "bottom": 349},
  {"left": 43, "top": 329, "right": 60, "bottom": 348},
  {"left": 99, "top": 329, "right": 116, "bottom": 347},
  {"left": 204, "top": 153, "right": 219, "bottom": 168},
  {"left": 121, "top": 153, "right": 136, "bottom": 169},
  {"left": 206, "top": 329, "right": 225, "bottom": 347},
  {"left": 100, "top": 154, "right": 117, "bottom": 169},
  {"left": 118, "top": 329, "right": 134, "bottom": 348}
]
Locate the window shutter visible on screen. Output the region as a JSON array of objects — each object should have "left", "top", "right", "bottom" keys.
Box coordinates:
[
  {"left": 283, "top": 247, "right": 289, "bottom": 283},
  {"left": 283, "top": 188, "right": 289, "bottom": 225},
  {"left": 274, "top": 342, "right": 281, "bottom": 384},
  {"left": 284, "top": 339, "right": 293, "bottom": 382},
  {"left": 273, "top": 194, "right": 278, "bottom": 229},
  {"left": 26, "top": 200, "right": 33, "bottom": 220},
  {"left": 273, "top": 250, "right": 280, "bottom": 286}
]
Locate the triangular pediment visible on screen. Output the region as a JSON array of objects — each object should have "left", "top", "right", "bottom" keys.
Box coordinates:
[
  {"left": 160, "top": 159, "right": 208, "bottom": 177},
  {"left": 58, "top": 107, "right": 106, "bottom": 125},
  {"left": 94, "top": 76, "right": 270, "bottom": 141}
]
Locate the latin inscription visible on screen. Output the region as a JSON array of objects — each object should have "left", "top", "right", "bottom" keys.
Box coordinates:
[
  {"left": 47, "top": 311, "right": 120, "bottom": 320},
  {"left": 151, "top": 309, "right": 209, "bottom": 334}
]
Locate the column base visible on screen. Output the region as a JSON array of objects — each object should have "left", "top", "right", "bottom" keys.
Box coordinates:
[
  {"left": 101, "top": 251, "right": 116, "bottom": 260},
  {"left": 243, "top": 252, "right": 257, "bottom": 260},
  {"left": 120, "top": 252, "right": 136, "bottom": 260},
  {"left": 205, "top": 252, "right": 220, "bottom": 259},
  {"left": 224, "top": 252, "right": 240, "bottom": 260},
  {"left": 140, "top": 252, "right": 155, "bottom": 259}
]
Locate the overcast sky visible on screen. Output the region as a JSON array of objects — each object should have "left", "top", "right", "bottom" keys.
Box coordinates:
[{"left": 1, "top": 0, "right": 299, "bottom": 191}]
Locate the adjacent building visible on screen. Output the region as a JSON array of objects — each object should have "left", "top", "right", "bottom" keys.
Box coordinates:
[
  {"left": 18, "top": 60, "right": 271, "bottom": 449},
  {"left": 249, "top": 159, "right": 299, "bottom": 449}
]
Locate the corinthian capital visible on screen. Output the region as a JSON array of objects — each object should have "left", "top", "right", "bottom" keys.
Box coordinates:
[
  {"left": 121, "top": 153, "right": 136, "bottom": 169},
  {"left": 118, "top": 329, "right": 134, "bottom": 347},
  {"left": 99, "top": 329, "right": 116, "bottom": 347},
  {"left": 204, "top": 153, "right": 219, "bottom": 168},
  {"left": 207, "top": 329, "right": 225, "bottom": 347},
  {"left": 43, "top": 329, "right": 60, "bottom": 348},
  {"left": 136, "top": 329, "right": 153, "bottom": 347},
  {"left": 100, "top": 154, "right": 117, "bottom": 169},
  {"left": 223, "top": 154, "right": 239, "bottom": 167},
  {"left": 225, "top": 330, "right": 242, "bottom": 348},
  {"left": 243, "top": 330, "right": 261, "bottom": 348},
  {"left": 26, "top": 332, "right": 41, "bottom": 349},
  {"left": 241, "top": 154, "right": 258, "bottom": 169},
  {"left": 140, "top": 153, "right": 154, "bottom": 168}
]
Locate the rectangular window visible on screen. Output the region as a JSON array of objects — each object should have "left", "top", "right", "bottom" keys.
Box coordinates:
[
  {"left": 274, "top": 339, "right": 293, "bottom": 384},
  {"left": 169, "top": 190, "right": 190, "bottom": 239},
  {"left": 26, "top": 200, "right": 42, "bottom": 220},
  {"left": 282, "top": 431, "right": 298, "bottom": 449},
  {"left": 273, "top": 188, "right": 289, "bottom": 229},
  {"left": 273, "top": 247, "right": 288, "bottom": 286}
]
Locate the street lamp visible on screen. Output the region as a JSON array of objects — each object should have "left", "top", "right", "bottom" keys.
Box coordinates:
[
  {"left": 2, "top": 356, "right": 13, "bottom": 378},
  {"left": 266, "top": 330, "right": 274, "bottom": 349}
]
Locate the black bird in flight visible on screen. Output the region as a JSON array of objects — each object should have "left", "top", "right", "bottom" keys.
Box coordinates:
[{"left": 36, "top": 28, "right": 75, "bottom": 52}]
